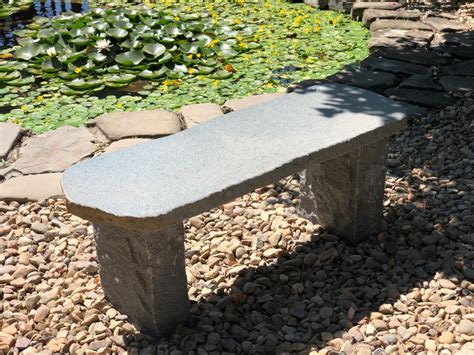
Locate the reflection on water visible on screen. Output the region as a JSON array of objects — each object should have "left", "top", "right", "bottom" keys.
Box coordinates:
[{"left": 0, "top": 0, "right": 145, "bottom": 48}]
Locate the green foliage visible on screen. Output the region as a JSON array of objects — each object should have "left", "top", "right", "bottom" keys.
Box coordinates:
[
  {"left": 1, "top": 5, "right": 258, "bottom": 93},
  {"left": 0, "top": 1, "right": 369, "bottom": 133},
  {"left": 0, "top": 0, "right": 33, "bottom": 19}
]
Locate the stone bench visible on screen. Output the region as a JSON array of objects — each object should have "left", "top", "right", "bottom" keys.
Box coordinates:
[{"left": 61, "top": 83, "right": 407, "bottom": 338}]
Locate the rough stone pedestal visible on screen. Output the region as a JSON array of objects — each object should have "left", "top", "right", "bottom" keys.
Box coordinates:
[
  {"left": 299, "top": 138, "right": 389, "bottom": 244},
  {"left": 94, "top": 222, "right": 189, "bottom": 338}
]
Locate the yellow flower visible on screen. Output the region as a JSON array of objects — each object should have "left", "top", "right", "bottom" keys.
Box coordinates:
[
  {"left": 21, "top": 105, "right": 28, "bottom": 112},
  {"left": 263, "top": 2, "right": 270, "bottom": 8},
  {"left": 236, "top": 35, "right": 243, "bottom": 42},
  {"left": 264, "top": 82, "right": 273, "bottom": 87},
  {"left": 279, "top": 9, "right": 286, "bottom": 16},
  {"left": 188, "top": 68, "right": 195, "bottom": 74},
  {"left": 208, "top": 39, "right": 220, "bottom": 48},
  {"left": 74, "top": 67, "right": 82, "bottom": 74},
  {"left": 313, "top": 26, "right": 321, "bottom": 32},
  {"left": 174, "top": 16, "right": 180, "bottom": 21},
  {"left": 234, "top": 19, "right": 241, "bottom": 25},
  {"left": 36, "top": 95, "right": 44, "bottom": 103},
  {"left": 197, "top": 75, "right": 204, "bottom": 80},
  {"left": 212, "top": 13, "right": 219, "bottom": 24},
  {"left": 303, "top": 28, "right": 310, "bottom": 34},
  {"left": 237, "top": 0, "right": 244, "bottom": 5},
  {"left": 187, "top": 54, "right": 193, "bottom": 59},
  {"left": 164, "top": 0, "right": 172, "bottom": 7},
  {"left": 213, "top": 80, "right": 219, "bottom": 87},
  {"left": 116, "top": 102, "right": 124, "bottom": 109},
  {"left": 12, "top": 118, "right": 20, "bottom": 124},
  {"left": 239, "top": 42, "right": 247, "bottom": 49},
  {"left": 196, "top": 53, "right": 201, "bottom": 58},
  {"left": 294, "top": 16, "right": 302, "bottom": 27}
]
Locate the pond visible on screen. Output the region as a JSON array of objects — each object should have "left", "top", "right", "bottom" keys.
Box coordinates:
[
  {"left": 0, "top": 0, "right": 369, "bottom": 133},
  {"left": 1, "top": 0, "right": 147, "bottom": 48}
]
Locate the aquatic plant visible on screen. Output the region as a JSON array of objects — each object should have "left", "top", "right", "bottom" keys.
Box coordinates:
[{"left": 0, "top": 5, "right": 258, "bottom": 94}]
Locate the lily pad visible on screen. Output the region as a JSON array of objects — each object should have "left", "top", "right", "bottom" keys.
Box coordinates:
[
  {"left": 143, "top": 43, "right": 167, "bottom": 58},
  {"left": 115, "top": 51, "right": 146, "bottom": 66}
]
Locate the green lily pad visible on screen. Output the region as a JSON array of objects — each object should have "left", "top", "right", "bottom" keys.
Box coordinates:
[
  {"left": 15, "top": 43, "right": 43, "bottom": 61},
  {"left": 210, "top": 70, "right": 233, "bottom": 79},
  {"left": 5, "top": 76, "right": 35, "bottom": 86},
  {"left": 66, "top": 78, "right": 104, "bottom": 90},
  {"left": 105, "top": 73, "right": 136, "bottom": 83},
  {"left": 106, "top": 28, "right": 129, "bottom": 39},
  {"left": 143, "top": 43, "right": 166, "bottom": 58},
  {"left": 115, "top": 51, "right": 146, "bottom": 66},
  {"left": 139, "top": 67, "right": 168, "bottom": 79}
]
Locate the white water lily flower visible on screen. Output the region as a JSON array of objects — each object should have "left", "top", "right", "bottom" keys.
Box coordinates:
[
  {"left": 46, "top": 47, "right": 57, "bottom": 57},
  {"left": 95, "top": 39, "right": 112, "bottom": 53}
]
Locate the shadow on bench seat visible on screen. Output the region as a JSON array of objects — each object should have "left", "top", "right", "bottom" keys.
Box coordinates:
[{"left": 62, "top": 83, "right": 407, "bottom": 338}]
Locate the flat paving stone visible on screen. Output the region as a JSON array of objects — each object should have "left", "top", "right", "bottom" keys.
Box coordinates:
[
  {"left": 369, "top": 29, "right": 432, "bottom": 50},
  {"left": 398, "top": 102, "right": 428, "bottom": 119},
  {"left": 62, "top": 83, "right": 407, "bottom": 229},
  {"left": 443, "top": 59, "right": 474, "bottom": 76},
  {"left": 304, "top": 0, "right": 328, "bottom": 9},
  {"left": 0, "top": 122, "right": 23, "bottom": 160},
  {"left": 370, "top": 47, "right": 452, "bottom": 66},
  {"left": 351, "top": 2, "right": 402, "bottom": 21},
  {"left": 2, "top": 126, "right": 95, "bottom": 176},
  {"left": 328, "top": 68, "right": 399, "bottom": 91},
  {"left": 95, "top": 110, "right": 181, "bottom": 141},
  {"left": 180, "top": 103, "right": 224, "bottom": 128},
  {"left": 104, "top": 139, "right": 150, "bottom": 154},
  {"left": 385, "top": 88, "right": 454, "bottom": 108},
  {"left": 328, "top": 0, "right": 354, "bottom": 12},
  {"left": 439, "top": 76, "right": 474, "bottom": 93},
  {"left": 0, "top": 173, "right": 63, "bottom": 202},
  {"left": 370, "top": 20, "right": 433, "bottom": 32},
  {"left": 432, "top": 32, "right": 474, "bottom": 46},
  {"left": 433, "top": 45, "right": 474, "bottom": 60},
  {"left": 363, "top": 9, "right": 421, "bottom": 26},
  {"left": 362, "top": 57, "right": 431, "bottom": 76},
  {"left": 372, "top": 29, "right": 433, "bottom": 42},
  {"left": 400, "top": 74, "right": 442, "bottom": 91},
  {"left": 422, "top": 17, "right": 469, "bottom": 32},
  {"left": 224, "top": 93, "right": 285, "bottom": 111}
]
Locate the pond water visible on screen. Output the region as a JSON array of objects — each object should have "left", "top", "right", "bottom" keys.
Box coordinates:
[{"left": 0, "top": 0, "right": 148, "bottom": 48}]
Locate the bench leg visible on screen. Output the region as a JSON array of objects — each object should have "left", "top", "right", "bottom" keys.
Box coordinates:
[
  {"left": 299, "top": 138, "right": 389, "bottom": 244},
  {"left": 94, "top": 222, "right": 189, "bottom": 338}
]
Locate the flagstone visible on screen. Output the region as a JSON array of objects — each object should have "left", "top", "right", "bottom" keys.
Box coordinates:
[
  {"left": 0, "top": 122, "right": 23, "bottom": 160},
  {"left": 95, "top": 110, "right": 181, "bottom": 141},
  {"left": 2, "top": 126, "right": 95, "bottom": 176},
  {"left": 181, "top": 103, "right": 224, "bottom": 128},
  {"left": 0, "top": 174, "right": 63, "bottom": 202}
]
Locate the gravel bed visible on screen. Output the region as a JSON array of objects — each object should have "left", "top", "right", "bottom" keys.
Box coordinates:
[{"left": 1, "top": 94, "right": 473, "bottom": 354}]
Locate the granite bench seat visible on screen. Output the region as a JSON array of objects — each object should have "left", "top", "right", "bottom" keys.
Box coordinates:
[{"left": 61, "top": 83, "right": 407, "bottom": 338}]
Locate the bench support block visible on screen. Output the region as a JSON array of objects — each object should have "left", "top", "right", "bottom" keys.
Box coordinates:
[
  {"left": 94, "top": 222, "right": 189, "bottom": 338},
  {"left": 299, "top": 138, "right": 389, "bottom": 244}
]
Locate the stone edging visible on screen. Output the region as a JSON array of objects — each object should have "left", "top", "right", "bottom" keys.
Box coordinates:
[{"left": 0, "top": 1, "right": 473, "bottom": 202}]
